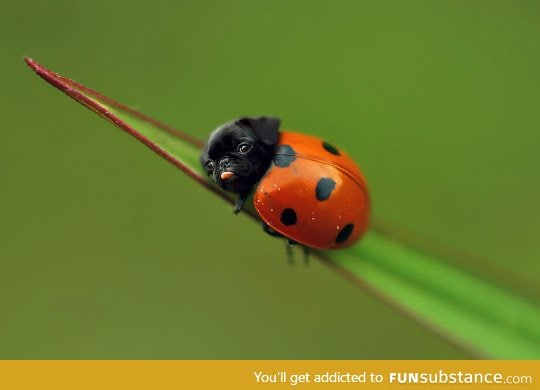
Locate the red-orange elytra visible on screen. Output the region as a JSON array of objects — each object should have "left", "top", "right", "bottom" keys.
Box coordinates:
[{"left": 254, "top": 132, "right": 370, "bottom": 249}]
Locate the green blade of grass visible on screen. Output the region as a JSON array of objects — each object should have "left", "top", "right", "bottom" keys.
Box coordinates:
[
  {"left": 26, "top": 58, "right": 540, "bottom": 359},
  {"left": 325, "top": 233, "right": 540, "bottom": 358}
]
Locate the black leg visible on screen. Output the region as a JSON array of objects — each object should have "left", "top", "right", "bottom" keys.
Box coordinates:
[
  {"left": 302, "top": 245, "right": 310, "bottom": 265},
  {"left": 262, "top": 222, "right": 283, "bottom": 238},
  {"left": 261, "top": 222, "right": 310, "bottom": 264},
  {"left": 233, "top": 194, "right": 247, "bottom": 214},
  {"left": 285, "top": 241, "right": 294, "bottom": 264}
]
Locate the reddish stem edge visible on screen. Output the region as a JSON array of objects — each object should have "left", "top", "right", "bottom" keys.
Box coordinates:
[
  {"left": 25, "top": 57, "right": 229, "bottom": 204},
  {"left": 25, "top": 58, "right": 204, "bottom": 148},
  {"left": 24, "top": 58, "right": 479, "bottom": 357}
]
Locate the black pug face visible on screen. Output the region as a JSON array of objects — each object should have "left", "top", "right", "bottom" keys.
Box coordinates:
[{"left": 200, "top": 117, "right": 280, "bottom": 198}]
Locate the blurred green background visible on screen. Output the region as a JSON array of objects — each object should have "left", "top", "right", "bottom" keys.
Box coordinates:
[{"left": 1, "top": 1, "right": 539, "bottom": 358}]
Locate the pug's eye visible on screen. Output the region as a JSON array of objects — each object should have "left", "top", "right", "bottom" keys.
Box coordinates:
[
  {"left": 205, "top": 161, "right": 215, "bottom": 172},
  {"left": 238, "top": 143, "right": 253, "bottom": 154}
]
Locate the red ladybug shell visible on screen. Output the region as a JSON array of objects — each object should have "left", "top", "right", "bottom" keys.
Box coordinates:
[{"left": 253, "top": 132, "right": 370, "bottom": 250}]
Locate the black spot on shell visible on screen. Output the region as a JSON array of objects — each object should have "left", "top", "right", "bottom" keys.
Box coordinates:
[
  {"left": 273, "top": 144, "right": 296, "bottom": 167},
  {"left": 315, "top": 177, "right": 336, "bottom": 201},
  {"left": 336, "top": 223, "right": 354, "bottom": 244},
  {"left": 280, "top": 208, "right": 297, "bottom": 226},
  {"left": 322, "top": 141, "right": 340, "bottom": 156}
]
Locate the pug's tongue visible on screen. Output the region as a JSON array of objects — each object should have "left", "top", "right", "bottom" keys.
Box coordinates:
[{"left": 220, "top": 171, "right": 235, "bottom": 180}]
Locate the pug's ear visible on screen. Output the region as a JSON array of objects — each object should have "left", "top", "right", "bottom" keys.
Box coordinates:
[{"left": 236, "top": 116, "right": 280, "bottom": 146}]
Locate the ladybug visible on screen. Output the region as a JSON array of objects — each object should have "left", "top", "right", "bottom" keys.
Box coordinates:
[{"left": 200, "top": 117, "right": 369, "bottom": 249}]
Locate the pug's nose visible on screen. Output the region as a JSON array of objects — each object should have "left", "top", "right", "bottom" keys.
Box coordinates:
[{"left": 219, "top": 157, "right": 230, "bottom": 169}]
